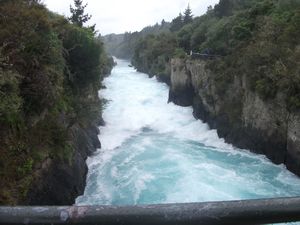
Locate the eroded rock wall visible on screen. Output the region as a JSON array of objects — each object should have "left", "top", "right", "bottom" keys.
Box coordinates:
[
  {"left": 26, "top": 121, "right": 101, "bottom": 205},
  {"left": 169, "top": 58, "right": 300, "bottom": 176}
]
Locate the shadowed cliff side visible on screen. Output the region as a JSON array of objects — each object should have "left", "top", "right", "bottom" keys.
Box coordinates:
[{"left": 26, "top": 121, "right": 102, "bottom": 205}]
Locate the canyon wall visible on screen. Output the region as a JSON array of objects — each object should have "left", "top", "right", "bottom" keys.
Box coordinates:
[
  {"left": 169, "top": 58, "right": 300, "bottom": 176},
  {"left": 25, "top": 119, "right": 102, "bottom": 205}
]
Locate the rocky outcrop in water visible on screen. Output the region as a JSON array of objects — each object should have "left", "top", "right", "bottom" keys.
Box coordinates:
[{"left": 169, "top": 58, "right": 300, "bottom": 176}]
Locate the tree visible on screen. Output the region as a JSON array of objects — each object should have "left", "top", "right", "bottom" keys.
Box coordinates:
[
  {"left": 214, "top": 0, "right": 233, "bottom": 17},
  {"left": 69, "top": 0, "right": 92, "bottom": 27},
  {"left": 177, "top": 24, "right": 193, "bottom": 52},
  {"left": 25, "top": 0, "right": 42, "bottom": 4},
  {"left": 170, "top": 13, "right": 183, "bottom": 32},
  {"left": 183, "top": 4, "right": 193, "bottom": 24},
  {"left": 207, "top": 5, "right": 214, "bottom": 16}
]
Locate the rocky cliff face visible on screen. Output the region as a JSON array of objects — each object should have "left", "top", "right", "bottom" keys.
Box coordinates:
[
  {"left": 22, "top": 83, "right": 109, "bottom": 205},
  {"left": 169, "top": 58, "right": 300, "bottom": 176},
  {"left": 25, "top": 118, "right": 103, "bottom": 205}
]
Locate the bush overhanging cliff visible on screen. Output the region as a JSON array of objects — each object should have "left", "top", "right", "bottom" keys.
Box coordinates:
[{"left": 0, "top": 0, "right": 113, "bottom": 205}]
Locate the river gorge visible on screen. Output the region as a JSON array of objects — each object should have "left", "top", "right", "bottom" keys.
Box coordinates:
[{"left": 75, "top": 59, "right": 300, "bottom": 206}]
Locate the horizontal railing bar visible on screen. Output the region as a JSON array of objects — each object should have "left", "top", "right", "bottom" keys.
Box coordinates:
[{"left": 1, "top": 197, "right": 300, "bottom": 225}]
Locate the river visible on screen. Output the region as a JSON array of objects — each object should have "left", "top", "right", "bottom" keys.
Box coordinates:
[{"left": 76, "top": 59, "right": 300, "bottom": 206}]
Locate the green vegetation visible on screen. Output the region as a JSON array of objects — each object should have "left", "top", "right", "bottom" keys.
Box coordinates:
[
  {"left": 69, "top": 0, "right": 95, "bottom": 31},
  {"left": 132, "top": 33, "right": 177, "bottom": 83},
  {"left": 108, "top": 0, "right": 300, "bottom": 109},
  {"left": 69, "top": 0, "right": 91, "bottom": 27},
  {"left": 0, "top": 0, "right": 113, "bottom": 204},
  {"left": 103, "top": 21, "right": 171, "bottom": 59}
]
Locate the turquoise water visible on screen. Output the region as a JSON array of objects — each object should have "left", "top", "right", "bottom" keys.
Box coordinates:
[{"left": 76, "top": 59, "right": 300, "bottom": 207}]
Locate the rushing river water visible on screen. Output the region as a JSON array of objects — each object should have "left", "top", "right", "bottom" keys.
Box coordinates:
[{"left": 76, "top": 59, "right": 300, "bottom": 206}]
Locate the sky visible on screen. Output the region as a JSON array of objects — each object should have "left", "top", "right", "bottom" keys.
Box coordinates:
[{"left": 43, "top": 0, "right": 220, "bottom": 35}]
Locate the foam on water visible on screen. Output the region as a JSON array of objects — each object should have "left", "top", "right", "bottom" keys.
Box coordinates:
[{"left": 76, "top": 59, "right": 300, "bottom": 208}]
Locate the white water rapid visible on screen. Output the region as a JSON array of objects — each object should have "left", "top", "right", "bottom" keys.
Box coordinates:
[{"left": 76, "top": 59, "right": 300, "bottom": 208}]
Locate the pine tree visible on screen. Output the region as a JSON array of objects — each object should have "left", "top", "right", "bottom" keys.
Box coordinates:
[
  {"left": 183, "top": 4, "right": 193, "bottom": 24},
  {"left": 69, "top": 0, "right": 92, "bottom": 27}
]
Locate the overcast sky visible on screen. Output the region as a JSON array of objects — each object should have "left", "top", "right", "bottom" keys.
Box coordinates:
[{"left": 43, "top": 0, "right": 220, "bottom": 35}]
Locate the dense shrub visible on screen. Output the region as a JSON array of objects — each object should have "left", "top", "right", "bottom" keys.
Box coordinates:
[
  {"left": 63, "top": 26, "right": 102, "bottom": 88},
  {"left": 0, "top": 0, "right": 112, "bottom": 204},
  {"left": 0, "top": 68, "right": 22, "bottom": 126}
]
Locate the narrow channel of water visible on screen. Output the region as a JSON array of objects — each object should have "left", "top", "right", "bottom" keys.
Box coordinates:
[{"left": 76, "top": 59, "right": 300, "bottom": 207}]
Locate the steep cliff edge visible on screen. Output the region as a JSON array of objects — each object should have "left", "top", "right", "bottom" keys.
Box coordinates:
[
  {"left": 0, "top": 1, "right": 114, "bottom": 205},
  {"left": 25, "top": 119, "right": 102, "bottom": 205},
  {"left": 169, "top": 58, "right": 300, "bottom": 176}
]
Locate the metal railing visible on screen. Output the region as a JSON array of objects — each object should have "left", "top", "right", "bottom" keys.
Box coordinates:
[
  {"left": 190, "top": 53, "right": 221, "bottom": 60},
  {"left": 1, "top": 197, "right": 300, "bottom": 224},
  {"left": 188, "top": 51, "right": 222, "bottom": 60}
]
